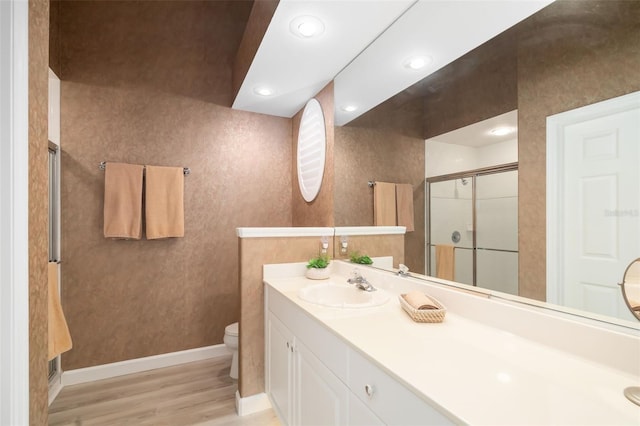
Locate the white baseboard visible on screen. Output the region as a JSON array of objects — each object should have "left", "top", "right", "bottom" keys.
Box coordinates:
[
  {"left": 235, "top": 391, "right": 272, "bottom": 416},
  {"left": 63, "top": 344, "right": 230, "bottom": 386}
]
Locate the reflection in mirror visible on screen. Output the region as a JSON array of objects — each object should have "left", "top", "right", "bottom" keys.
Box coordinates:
[
  {"left": 426, "top": 164, "right": 518, "bottom": 296},
  {"left": 335, "top": 0, "right": 640, "bottom": 329},
  {"left": 621, "top": 259, "right": 640, "bottom": 321},
  {"left": 620, "top": 258, "right": 640, "bottom": 407}
]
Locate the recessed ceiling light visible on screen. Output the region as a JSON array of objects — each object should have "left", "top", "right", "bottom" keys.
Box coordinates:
[
  {"left": 490, "top": 126, "right": 515, "bottom": 136},
  {"left": 403, "top": 55, "right": 432, "bottom": 70},
  {"left": 289, "top": 16, "right": 325, "bottom": 39},
  {"left": 253, "top": 86, "right": 274, "bottom": 97},
  {"left": 341, "top": 105, "right": 357, "bottom": 112}
]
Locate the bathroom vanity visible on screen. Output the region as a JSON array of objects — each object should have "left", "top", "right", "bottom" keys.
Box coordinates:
[{"left": 264, "top": 261, "right": 640, "bottom": 425}]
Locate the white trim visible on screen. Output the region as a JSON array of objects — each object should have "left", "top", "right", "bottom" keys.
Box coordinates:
[
  {"left": 0, "top": 1, "right": 30, "bottom": 425},
  {"left": 62, "top": 344, "right": 230, "bottom": 386},
  {"left": 334, "top": 226, "right": 406, "bottom": 236},
  {"left": 237, "top": 226, "right": 407, "bottom": 238},
  {"left": 546, "top": 112, "right": 562, "bottom": 305},
  {"left": 546, "top": 91, "right": 640, "bottom": 304},
  {"left": 236, "top": 227, "right": 334, "bottom": 238},
  {"left": 235, "top": 391, "right": 272, "bottom": 416},
  {"left": 48, "top": 371, "right": 63, "bottom": 406}
]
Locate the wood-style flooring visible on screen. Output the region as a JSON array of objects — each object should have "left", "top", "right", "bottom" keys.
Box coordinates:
[{"left": 48, "top": 355, "right": 280, "bottom": 426}]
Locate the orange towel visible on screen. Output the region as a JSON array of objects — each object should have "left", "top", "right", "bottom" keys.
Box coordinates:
[
  {"left": 48, "top": 262, "right": 72, "bottom": 360},
  {"left": 395, "top": 183, "right": 414, "bottom": 232},
  {"left": 103, "top": 162, "right": 144, "bottom": 239},
  {"left": 436, "top": 245, "right": 455, "bottom": 281},
  {"left": 374, "top": 182, "right": 397, "bottom": 226},
  {"left": 145, "top": 165, "right": 184, "bottom": 239},
  {"left": 403, "top": 290, "right": 439, "bottom": 310}
]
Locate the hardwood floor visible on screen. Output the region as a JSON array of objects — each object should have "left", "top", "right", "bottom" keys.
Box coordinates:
[{"left": 49, "top": 355, "right": 280, "bottom": 426}]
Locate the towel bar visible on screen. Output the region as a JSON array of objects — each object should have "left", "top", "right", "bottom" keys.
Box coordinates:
[{"left": 99, "top": 161, "right": 190, "bottom": 175}]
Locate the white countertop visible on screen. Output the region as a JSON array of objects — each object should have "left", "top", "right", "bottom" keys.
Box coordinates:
[{"left": 264, "top": 263, "right": 640, "bottom": 425}]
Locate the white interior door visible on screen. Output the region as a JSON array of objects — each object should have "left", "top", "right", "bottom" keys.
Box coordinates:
[{"left": 548, "top": 92, "right": 640, "bottom": 321}]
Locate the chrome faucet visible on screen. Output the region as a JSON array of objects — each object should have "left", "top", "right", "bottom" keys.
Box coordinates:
[
  {"left": 347, "top": 269, "right": 376, "bottom": 292},
  {"left": 396, "top": 264, "right": 410, "bottom": 277}
]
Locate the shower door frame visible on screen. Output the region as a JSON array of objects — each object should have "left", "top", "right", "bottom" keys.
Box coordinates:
[{"left": 425, "top": 162, "right": 518, "bottom": 285}]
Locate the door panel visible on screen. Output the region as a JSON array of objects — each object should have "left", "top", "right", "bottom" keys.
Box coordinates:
[
  {"left": 295, "top": 340, "right": 347, "bottom": 425},
  {"left": 561, "top": 103, "right": 640, "bottom": 321},
  {"left": 267, "top": 314, "right": 292, "bottom": 424}
]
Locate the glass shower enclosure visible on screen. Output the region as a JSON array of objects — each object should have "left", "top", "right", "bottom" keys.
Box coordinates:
[{"left": 426, "top": 163, "right": 518, "bottom": 295}]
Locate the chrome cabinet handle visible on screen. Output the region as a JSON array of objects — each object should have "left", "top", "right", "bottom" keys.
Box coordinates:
[{"left": 365, "top": 384, "right": 374, "bottom": 398}]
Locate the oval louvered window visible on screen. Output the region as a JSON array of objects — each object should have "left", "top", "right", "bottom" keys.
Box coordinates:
[{"left": 297, "top": 98, "right": 326, "bottom": 202}]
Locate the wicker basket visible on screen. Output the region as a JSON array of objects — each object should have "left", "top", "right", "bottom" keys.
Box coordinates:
[{"left": 398, "top": 294, "right": 446, "bottom": 323}]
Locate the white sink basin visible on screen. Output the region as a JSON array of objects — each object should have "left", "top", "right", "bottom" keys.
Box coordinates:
[{"left": 298, "top": 281, "right": 390, "bottom": 308}]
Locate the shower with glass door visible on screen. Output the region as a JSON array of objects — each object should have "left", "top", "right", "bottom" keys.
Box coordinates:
[{"left": 426, "top": 164, "right": 518, "bottom": 295}]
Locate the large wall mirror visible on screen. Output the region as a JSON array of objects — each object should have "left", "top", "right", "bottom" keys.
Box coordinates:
[{"left": 335, "top": 0, "right": 640, "bottom": 327}]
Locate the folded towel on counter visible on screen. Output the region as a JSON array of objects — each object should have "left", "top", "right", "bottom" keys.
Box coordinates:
[
  {"left": 374, "top": 182, "right": 397, "bottom": 226},
  {"left": 395, "top": 183, "right": 414, "bottom": 232},
  {"left": 103, "top": 162, "right": 144, "bottom": 239},
  {"left": 145, "top": 165, "right": 184, "bottom": 239},
  {"left": 403, "top": 290, "right": 440, "bottom": 310},
  {"left": 48, "top": 262, "right": 72, "bottom": 360},
  {"left": 436, "top": 244, "right": 455, "bottom": 281}
]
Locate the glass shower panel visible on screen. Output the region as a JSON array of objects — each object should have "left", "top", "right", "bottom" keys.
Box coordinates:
[
  {"left": 429, "top": 178, "right": 474, "bottom": 284},
  {"left": 475, "top": 170, "right": 519, "bottom": 294}
]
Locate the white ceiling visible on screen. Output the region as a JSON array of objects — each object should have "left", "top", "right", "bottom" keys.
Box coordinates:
[
  {"left": 232, "top": 0, "right": 554, "bottom": 126},
  {"left": 427, "top": 110, "right": 518, "bottom": 147}
]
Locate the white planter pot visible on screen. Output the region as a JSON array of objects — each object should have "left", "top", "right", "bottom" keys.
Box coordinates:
[{"left": 305, "top": 267, "right": 330, "bottom": 280}]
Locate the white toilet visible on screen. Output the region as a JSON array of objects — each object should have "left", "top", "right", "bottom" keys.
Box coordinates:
[{"left": 224, "top": 322, "right": 239, "bottom": 379}]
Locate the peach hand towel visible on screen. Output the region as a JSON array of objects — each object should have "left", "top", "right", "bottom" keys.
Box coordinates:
[
  {"left": 103, "top": 162, "right": 144, "bottom": 239},
  {"left": 395, "top": 183, "right": 414, "bottom": 232},
  {"left": 403, "top": 290, "right": 439, "bottom": 310},
  {"left": 145, "top": 165, "right": 184, "bottom": 239},
  {"left": 374, "top": 182, "right": 397, "bottom": 226},
  {"left": 436, "top": 244, "right": 455, "bottom": 281},
  {"left": 48, "top": 262, "right": 72, "bottom": 361}
]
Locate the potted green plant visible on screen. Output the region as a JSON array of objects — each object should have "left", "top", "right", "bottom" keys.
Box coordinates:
[
  {"left": 305, "top": 254, "right": 331, "bottom": 280},
  {"left": 350, "top": 252, "right": 373, "bottom": 265}
]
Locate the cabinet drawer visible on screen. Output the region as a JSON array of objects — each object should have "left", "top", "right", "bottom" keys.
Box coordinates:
[{"left": 348, "top": 349, "right": 453, "bottom": 426}]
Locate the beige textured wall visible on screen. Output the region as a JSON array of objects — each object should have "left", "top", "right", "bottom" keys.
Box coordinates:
[
  {"left": 517, "top": 0, "right": 640, "bottom": 300},
  {"left": 335, "top": 98, "right": 425, "bottom": 273},
  {"left": 58, "top": 1, "right": 292, "bottom": 370},
  {"left": 333, "top": 235, "right": 405, "bottom": 267},
  {"left": 49, "top": 0, "right": 61, "bottom": 76},
  {"left": 422, "top": 29, "right": 517, "bottom": 139},
  {"left": 292, "top": 82, "right": 335, "bottom": 227},
  {"left": 238, "top": 236, "right": 333, "bottom": 397},
  {"left": 30, "top": 0, "right": 50, "bottom": 423}
]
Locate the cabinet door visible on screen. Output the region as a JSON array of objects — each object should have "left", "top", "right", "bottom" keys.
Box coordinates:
[
  {"left": 294, "top": 340, "right": 348, "bottom": 426},
  {"left": 348, "top": 393, "right": 385, "bottom": 426},
  {"left": 267, "top": 313, "right": 293, "bottom": 424}
]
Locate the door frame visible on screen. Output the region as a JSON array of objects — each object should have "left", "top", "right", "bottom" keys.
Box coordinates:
[
  {"left": 0, "top": 1, "right": 30, "bottom": 424},
  {"left": 546, "top": 91, "right": 640, "bottom": 305}
]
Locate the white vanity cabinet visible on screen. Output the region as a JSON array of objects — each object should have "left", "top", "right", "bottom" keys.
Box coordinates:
[
  {"left": 266, "top": 285, "right": 452, "bottom": 426},
  {"left": 267, "top": 311, "right": 348, "bottom": 425}
]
